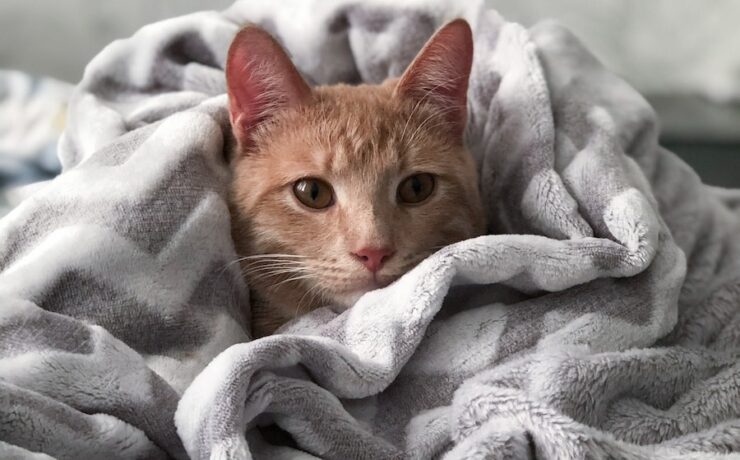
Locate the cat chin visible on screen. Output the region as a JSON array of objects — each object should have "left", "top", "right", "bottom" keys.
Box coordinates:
[
  {"left": 328, "top": 274, "right": 398, "bottom": 307},
  {"left": 331, "top": 291, "right": 365, "bottom": 308},
  {"left": 326, "top": 286, "right": 372, "bottom": 308}
]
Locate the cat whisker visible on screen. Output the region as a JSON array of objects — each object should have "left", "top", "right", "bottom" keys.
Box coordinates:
[
  {"left": 221, "top": 254, "right": 307, "bottom": 276},
  {"left": 408, "top": 118, "right": 458, "bottom": 147},
  {"left": 400, "top": 75, "right": 467, "bottom": 145},
  {"left": 400, "top": 97, "right": 428, "bottom": 147},
  {"left": 294, "top": 282, "right": 325, "bottom": 318},
  {"left": 245, "top": 264, "right": 302, "bottom": 275},
  {"left": 241, "top": 256, "right": 338, "bottom": 270},
  {"left": 241, "top": 257, "right": 306, "bottom": 266},
  {"left": 400, "top": 78, "right": 450, "bottom": 140},
  {"left": 244, "top": 262, "right": 306, "bottom": 275},
  {"left": 268, "top": 274, "right": 315, "bottom": 291},
  {"left": 243, "top": 261, "right": 306, "bottom": 270},
  {"left": 405, "top": 105, "right": 461, "bottom": 146},
  {"left": 243, "top": 263, "right": 344, "bottom": 280},
  {"left": 239, "top": 253, "right": 308, "bottom": 259},
  {"left": 246, "top": 267, "right": 309, "bottom": 280}
]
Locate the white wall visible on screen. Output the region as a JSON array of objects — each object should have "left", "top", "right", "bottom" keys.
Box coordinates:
[
  {"left": 0, "top": 0, "right": 232, "bottom": 82},
  {"left": 490, "top": 0, "right": 740, "bottom": 101}
]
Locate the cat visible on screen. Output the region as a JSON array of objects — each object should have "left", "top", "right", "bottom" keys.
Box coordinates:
[{"left": 226, "top": 19, "right": 486, "bottom": 337}]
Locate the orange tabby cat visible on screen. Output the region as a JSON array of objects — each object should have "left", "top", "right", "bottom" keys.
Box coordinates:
[{"left": 226, "top": 19, "right": 485, "bottom": 337}]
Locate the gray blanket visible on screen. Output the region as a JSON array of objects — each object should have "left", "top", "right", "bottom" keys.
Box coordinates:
[{"left": 2, "top": 0, "right": 739, "bottom": 459}]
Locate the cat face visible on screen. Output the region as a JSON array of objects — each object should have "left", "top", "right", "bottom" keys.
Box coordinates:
[{"left": 226, "top": 20, "right": 485, "bottom": 332}]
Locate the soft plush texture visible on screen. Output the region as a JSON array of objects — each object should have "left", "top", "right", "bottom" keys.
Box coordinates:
[{"left": 1, "top": 0, "right": 739, "bottom": 459}]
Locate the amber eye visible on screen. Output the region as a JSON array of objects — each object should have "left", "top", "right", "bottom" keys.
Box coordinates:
[
  {"left": 293, "top": 178, "right": 334, "bottom": 209},
  {"left": 397, "top": 173, "right": 435, "bottom": 205}
]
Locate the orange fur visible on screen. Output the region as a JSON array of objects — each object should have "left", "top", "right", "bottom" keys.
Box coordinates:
[{"left": 227, "top": 20, "right": 485, "bottom": 336}]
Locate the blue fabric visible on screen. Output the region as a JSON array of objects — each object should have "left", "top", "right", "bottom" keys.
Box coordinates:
[{"left": 0, "top": 70, "right": 69, "bottom": 214}]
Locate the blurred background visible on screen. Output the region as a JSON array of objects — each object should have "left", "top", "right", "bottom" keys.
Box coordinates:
[{"left": 1, "top": 0, "right": 739, "bottom": 215}]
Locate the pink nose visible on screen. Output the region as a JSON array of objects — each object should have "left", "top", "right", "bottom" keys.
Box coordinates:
[{"left": 351, "top": 247, "right": 395, "bottom": 272}]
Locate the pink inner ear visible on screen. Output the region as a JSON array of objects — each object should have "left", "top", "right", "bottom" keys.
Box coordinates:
[
  {"left": 394, "top": 19, "right": 474, "bottom": 139},
  {"left": 226, "top": 25, "right": 311, "bottom": 148}
]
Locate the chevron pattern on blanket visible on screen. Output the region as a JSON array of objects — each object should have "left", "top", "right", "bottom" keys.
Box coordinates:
[{"left": 1, "top": 1, "right": 739, "bottom": 459}]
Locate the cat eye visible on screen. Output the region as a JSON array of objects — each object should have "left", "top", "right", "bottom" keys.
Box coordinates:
[
  {"left": 293, "top": 178, "right": 334, "bottom": 209},
  {"left": 397, "top": 173, "right": 435, "bottom": 205}
]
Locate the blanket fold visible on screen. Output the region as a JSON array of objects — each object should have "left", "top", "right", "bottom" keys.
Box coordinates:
[{"left": 1, "top": 1, "right": 739, "bottom": 459}]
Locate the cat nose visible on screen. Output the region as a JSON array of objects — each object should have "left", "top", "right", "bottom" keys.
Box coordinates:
[{"left": 351, "top": 247, "right": 395, "bottom": 273}]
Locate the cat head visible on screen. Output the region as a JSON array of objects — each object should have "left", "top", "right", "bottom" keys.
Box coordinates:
[{"left": 226, "top": 20, "right": 485, "bottom": 317}]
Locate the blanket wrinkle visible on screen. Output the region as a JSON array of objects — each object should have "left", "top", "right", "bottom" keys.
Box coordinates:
[{"left": 1, "top": 0, "right": 739, "bottom": 459}]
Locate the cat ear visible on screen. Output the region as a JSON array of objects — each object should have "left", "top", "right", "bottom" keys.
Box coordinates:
[
  {"left": 394, "top": 19, "right": 473, "bottom": 139},
  {"left": 226, "top": 25, "right": 311, "bottom": 148}
]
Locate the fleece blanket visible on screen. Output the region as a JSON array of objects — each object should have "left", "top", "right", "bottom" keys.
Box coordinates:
[{"left": 2, "top": 0, "right": 740, "bottom": 458}]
